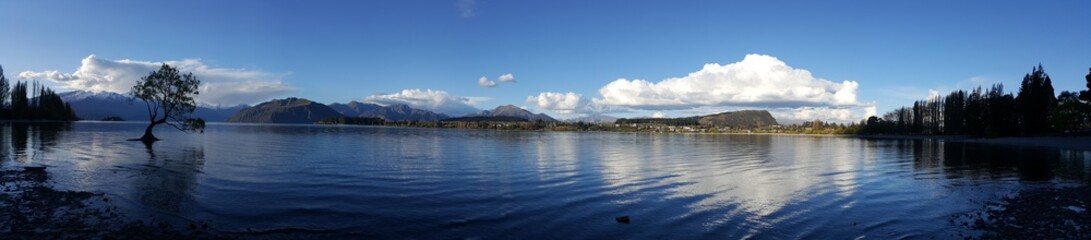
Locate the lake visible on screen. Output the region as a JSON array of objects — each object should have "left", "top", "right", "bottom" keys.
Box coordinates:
[{"left": 2, "top": 122, "right": 1089, "bottom": 239}]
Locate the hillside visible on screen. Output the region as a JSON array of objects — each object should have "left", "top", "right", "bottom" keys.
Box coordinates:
[
  {"left": 226, "top": 97, "right": 343, "bottom": 124},
  {"left": 697, "top": 110, "right": 778, "bottom": 128},
  {"left": 616, "top": 110, "right": 778, "bottom": 129}
]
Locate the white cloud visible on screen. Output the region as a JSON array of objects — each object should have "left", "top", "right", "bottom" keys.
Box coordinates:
[
  {"left": 592, "top": 54, "right": 861, "bottom": 109},
  {"left": 498, "top": 73, "right": 515, "bottom": 82},
  {"left": 526, "top": 92, "right": 583, "bottom": 114},
  {"left": 651, "top": 112, "right": 667, "bottom": 118},
  {"left": 767, "top": 103, "right": 877, "bottom": 124},
  {"left": 927, "top": 89, "right": 940, "bottom": 99},
  {"left": 477, "top": 76, "right": 496, "bottom": 87},
  {"left": 18, "top": 54, "right": 294, "bottom": 106},
  {"left": 456, "top": 0, "right": 476, "bottom": 18},
  {"left": 577, "top": 54, "right": 876, "bottom": 122},
  {"left": 363, "top": 89, "right": 480, "bottom": 116}
]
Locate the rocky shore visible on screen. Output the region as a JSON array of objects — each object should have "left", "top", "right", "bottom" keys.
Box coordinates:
[
  {"left": 0, "top": 169, "right": 226, "bottom": 239},
  {"left": 953, "top": 186, "right": 1090, "bottom": 239}
]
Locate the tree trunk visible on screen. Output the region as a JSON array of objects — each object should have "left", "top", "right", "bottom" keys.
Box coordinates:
[{"left": 140, "top": 119, "right": 165, "bottom": 142}]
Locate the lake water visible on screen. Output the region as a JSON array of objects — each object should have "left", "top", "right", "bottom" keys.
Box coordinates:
[{"left": 2, "top": 122, "right": 1090, "bottom": 239}]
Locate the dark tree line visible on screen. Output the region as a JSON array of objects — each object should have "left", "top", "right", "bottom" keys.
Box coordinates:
[
  {"left": 860, "top": 65, "right": 1090, "bottom": 137},
  {"left": 1016, "top": 65, "right": 1057, "bottom": 136},
  {"left": 0, "top": 65, "right": 78, "bottom": 121}
]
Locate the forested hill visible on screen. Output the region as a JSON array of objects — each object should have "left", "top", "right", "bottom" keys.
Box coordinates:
[
  {"left": 616, "top": 110, "right": 778, "bottom": 129},
  {"left": 698, "top": 110, "right": 779, "bottom": 129}
]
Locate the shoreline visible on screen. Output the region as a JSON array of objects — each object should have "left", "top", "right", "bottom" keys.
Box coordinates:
[
  {"left": 852, "top": 134, "right": 1091, "bottom": 151},
  {"left": 9, "top": 121, "right": 1091, "bottom": 151}
]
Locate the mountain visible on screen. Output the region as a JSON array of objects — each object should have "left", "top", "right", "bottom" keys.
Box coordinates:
[
  {"left": 59, "top": 90, "right": 246, "bottom": 121},
  {"left": 615, "top": 110, "right": 778, "bottom": 129},
  {"left": 329, "top": 101, "right": 449, "bottom": 121},
  {"left": 226, "top": 97, "right": 343, "bottom": 124},
  {"left": 470, "top": 105, "right": 557, "bottom": 122},
  {"left": 361, "top": 104, "right": 449, "bottom": 121},
  {"left": 328, "top": 102, "right": 383, "bottom": 117},
  {"left": 697, "top": 110, "right": 778, "bottom": 128},
  {"left": 565, "top": 114, "right": 618, "bottom": 124},
  {"left": 191, "top": 105, "right": 249, "bottom": 122},
  {"left": 59, "top": 91, "right": 142, "bottom": 121}
]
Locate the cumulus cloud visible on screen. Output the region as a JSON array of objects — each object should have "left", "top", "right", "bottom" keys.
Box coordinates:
[
  {"left": 498, "top": 73, "right": 515, "bottom": 82},
  {"left": 651, "top": 112, "right": 668, "bottom": 118},
  {"left": 456, "top": 0, "right": 476, "bottom": 18},
  {"left": 477, "top": 76, "right": 496, "bottom": 87},
  {"left": 526, "top": 92, "right": 583, "bottom": 114},
  {"left": 769, "top": 104, "right": 877, "bottom": 124},
  {"left": 18, "top": 55, "right": 294, "bottom": 106},
  {"left": 363, "top": 89, "right": 480, "bottom": 116},
  {"left": 592, "top": 54, "right": 861, "bottom": 109}
]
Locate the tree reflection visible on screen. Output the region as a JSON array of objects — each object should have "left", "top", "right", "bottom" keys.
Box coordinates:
[
  {"left": 1, "top": 122, "right": 70, "bottom": 164},
  {"left": 134, "top": 141, "right": 206, "bottom": 214},
  {"left": 11, "top": 123, "right": 28, "bottom": 163},
  {"left": 902, "top": 140, "right": 1090, "bottom": 183},
  {"left": 33, "top": 123, "right": 69, "bottom": 151}
]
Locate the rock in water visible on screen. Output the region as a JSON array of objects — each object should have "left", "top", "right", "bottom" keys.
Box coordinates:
[{"left": 615, "top": 216, "right": 630, "bottom": 224}]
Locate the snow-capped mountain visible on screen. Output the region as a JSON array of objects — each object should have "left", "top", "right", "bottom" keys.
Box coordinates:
[
  {"left": 58, "top": 90, "right": 132, "bottom": 102},
  {"left": 58, "top": 90, "right": 247, "bottom": 121}
]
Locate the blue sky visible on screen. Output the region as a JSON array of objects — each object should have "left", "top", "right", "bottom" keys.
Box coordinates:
[{"left": 1, "top": 0, "right": 1088, "bottom": 122}]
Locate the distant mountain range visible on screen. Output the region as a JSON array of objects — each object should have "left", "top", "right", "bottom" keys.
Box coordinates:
[
  {"left": 57, "top": 91, "right": 776, "bottom": 127},
  {"left": 228, "top": 101, "right": 560, "bottom": 124},
  {"left": 59, "top": 91, "right": 246, "bottom": 121},
  {"left": 469, "top": 105, "right": 557, "bottom": 122},
  {"left": 59, "top": 91, "right": 567, "bottom": 124},
  {"left": 328, "top": 101, "right": 449, "bottom": 121}
]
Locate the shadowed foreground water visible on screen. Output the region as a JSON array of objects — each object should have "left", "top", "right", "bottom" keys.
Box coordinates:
[{"left": 1, "top": 122, "right": 1089, "bottom": 239}]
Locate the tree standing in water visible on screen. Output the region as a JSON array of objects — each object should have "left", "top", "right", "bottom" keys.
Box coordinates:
[{"left": 132, "top": 64, "right": 204, "bottom": 142}]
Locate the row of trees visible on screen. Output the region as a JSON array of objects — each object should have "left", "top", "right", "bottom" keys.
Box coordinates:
[
  {"left": 615, "top": 117, "right": 700, "bottom": 126},
  {"left": 860, "top": 65, "right": 1091, "bottom": 137},
  {"left": 0, "top": 65, "right": 78, "bottom": 121}
]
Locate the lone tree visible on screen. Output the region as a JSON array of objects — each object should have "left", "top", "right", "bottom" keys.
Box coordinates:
[{"left": 132, "top": 64, "right": 204, "bottom": 142}]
